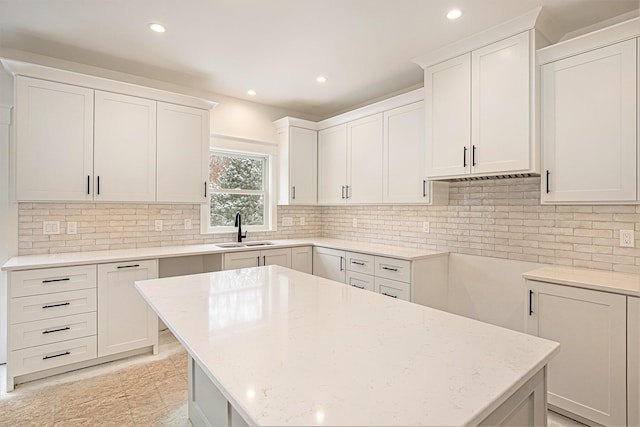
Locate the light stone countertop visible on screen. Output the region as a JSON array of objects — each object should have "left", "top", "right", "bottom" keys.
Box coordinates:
[
  {"left": 523, "top": 265, "right": 640, "bottom": 297},
  {"left": 135, "top": 265, "right": 559, "bottom": 426},
  {"left": 1, "top": 238, "right": 447, "bottom": 271}
]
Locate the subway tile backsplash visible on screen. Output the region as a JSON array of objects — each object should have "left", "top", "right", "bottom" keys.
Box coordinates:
[{"left": 17, "top": 176, "right": 640, "bottom": 273}]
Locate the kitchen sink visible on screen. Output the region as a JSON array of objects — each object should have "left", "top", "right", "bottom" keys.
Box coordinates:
[
  {"left": 214, "top": 242, "right": 247, "bottom": 248},
  {"left": 244, "top": 241, "right": 275, "bottom": 247}
]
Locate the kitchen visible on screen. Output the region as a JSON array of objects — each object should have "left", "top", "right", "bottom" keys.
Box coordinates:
[{"left": 0, "top": 0, "right": 639, "bottom": 426}]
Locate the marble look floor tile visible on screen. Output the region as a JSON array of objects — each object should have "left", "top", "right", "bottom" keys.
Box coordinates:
[
  {"left": 148, "top": 356, "right": 181, "bottom": 381},
  {"left": 54, "top": 391, "right": 130, "bottom": 422},
  {"left": 548, "top": 410, "right": 588, "bottom": 427},
  {"left": 54, "top": 373, "right": 123, "bottom": 407}
]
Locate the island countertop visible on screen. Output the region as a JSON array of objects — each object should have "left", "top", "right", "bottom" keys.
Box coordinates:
[{"left": 135, "top": 266, "right": 559, "bottom": 426}]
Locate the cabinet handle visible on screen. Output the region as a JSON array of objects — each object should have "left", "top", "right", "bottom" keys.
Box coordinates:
[
  {"left": 339, "top": 256, "right": 344, "bottom": 271},
  {"left": 263, "top": 256, "right": 266, "bottom": 266},
  {"left": 292, "top": 186, "right": 296, "bottom": 200},
  {"left": 352, "top": 284, "right": 365, "bottom": 289},
  {"left": 422, "top": 180, "right": 427, "bottom": 197},
  {"left": 546, "top": 170, "right": 550, "bottom": 194},
  {"left": 257, "top": 256, "right": 261, "bottom": 266},
  {"left": 463, "top": 147, "right": 467, "bottom": 167},
  {"left": 43, "top": 326, "right": 71, "bottom": 335},
  {"left": 381, "top": 292, "right": 398, "bottom": 298},
  {"left": 42, "top": 302, "right": 70, "bottom": 309},
  {"left": 43, "top": 351, "right": 70, "bottom": 360},
  {"left": 346, "top": 185, "right": 350, "bottom": 199},
  {"left": 87, "top": 175, "right": 90, "bottom": 195},
  {"left": 472, "top": 145, "right": 477, "bottom": 166},
  {"left": 117, "top": 264, "right": 140, "bottom": 269},
  {"left": 529, "top": 290, "right": 534, "bottom": 316},
  {"left": 97, "top": 176, "right": 100, "bottom": 195},
  {"left": 42, "top": 278, "right": 70, "bottom": 284},
  {"left": 351, "top": 261, "right": 365, "bottom": 266},
  {"left": 382, "top": 266, "right": 398, "bottom": 272},
  {"left": 204, "top": 182, "right": 207, "bottom": 198},
  {"left": 341, "top": 186, "right": 345, "bottom": 199}
]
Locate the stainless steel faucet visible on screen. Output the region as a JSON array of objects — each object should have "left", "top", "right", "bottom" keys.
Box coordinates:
[{"left": 235, "top": 212, "right": 247, "bottom": 242}]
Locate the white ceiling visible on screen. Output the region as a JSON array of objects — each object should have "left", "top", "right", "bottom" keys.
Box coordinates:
[{"left": 0, "top": 0, "right": 638, "bottom": 118}]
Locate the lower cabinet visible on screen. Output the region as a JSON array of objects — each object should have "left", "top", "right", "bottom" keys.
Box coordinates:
[
  {"left": 291, "top": 246, "right": 313, "bottom": 274},
  {"left": 222, "top": 248, "right": 292, "bottom": 270},
  {"left": 97, "top": 260, "right": 159, "bottom": 357},
  {"left": 629, "top": 297, "right": 639, "bottom": 427},
  {"left": 345, "top": 271, "right": 375, "bottom": 292},
  {"left": 375, "top": 277, "right": 410, "bottom": 302},
  {"left": 525, "top": 280, "right": 627, "bottom": 426},
  {"left": 313, "top": 247, "right": 346, "bottom": 283}
]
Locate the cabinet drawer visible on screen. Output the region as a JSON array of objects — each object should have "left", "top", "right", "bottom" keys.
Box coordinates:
[
  {"left": 10, "top": 289, "right": 97, "bottom": 324},
  {"left": 10, "top": 312, "right": 97, "bottom": 350},
  {"left": 375, "top": 257, "right": 411, "bottom": 283},
  {"left": 345, "top": 252, "right": 374, "bottom": 275},
  {"left": 345, "top": 271, "right": 375, "bottom": 292},
  {"left": 10, "top": 265, "right": 97, "bottom": 298},
  {"left": 375, "top": 277, "right": 410, "bottom": 302},
  {"left": 9, "top": 335, "right": 97, "bottom": 377}
]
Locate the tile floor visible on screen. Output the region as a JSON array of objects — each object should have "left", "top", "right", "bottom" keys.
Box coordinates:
[{"left": 0, "top": 329, "right": 586, "bottom": 427}]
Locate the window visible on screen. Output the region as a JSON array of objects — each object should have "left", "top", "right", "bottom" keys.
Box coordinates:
[{"left": 203, "top": 149, "right": 272, "bottom": 233}]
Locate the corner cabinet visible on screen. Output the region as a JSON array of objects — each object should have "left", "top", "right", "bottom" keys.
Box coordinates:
[
  {"left": 424, "top": 31, "right": 536, "bottom": 179},
  {"left": 539, "top": 24, "right": 638, "bottom": 203},
  {"left": 525, "top": 280, "right": 627, "bottom": 426},
  {"left": 274, "top": 119, "right": 317, "bottom": 205}
]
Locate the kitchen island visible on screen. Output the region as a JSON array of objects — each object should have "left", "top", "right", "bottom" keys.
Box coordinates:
[{"left": 135, "top": 266, "right": 559, "bottom": 426}]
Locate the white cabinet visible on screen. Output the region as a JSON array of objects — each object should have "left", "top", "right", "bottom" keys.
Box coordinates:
[
  {"left": 15, "top": 76, "right": 94, "bottom": 201},
  {"left": 318, "top": 124, "right": 348, "bottom": 204},
  {"left": 345, "top": 271, "right": 375, "bottom": 292},
  {"left": 94, "top": 91, "right": 156, "bottom": 202},
  {"left": 540, "top": 38, "right": 638, "bottom": 203},
  {"left": 424, "top": 32, "right": 536, "bottom": 179},
  {"left": 312, "top": 247, "right": 346, "bottom": 283},
  {"left": 156, "top": 102, "right": 209, "bottom": 203},
  {"left": 347, "top": 114, "right": 383, "bottom": 204},
  {"left": 223, "top": 248, "right": 292, "bottom": 270},
  {"left": 629, "top": 297, "right": 639, "bottom": 427},
  {"left": 275, "top": 120, "right": 317, "bottom": 205},
  {"left": 291, "top": 246, "right": 313, "bottom": 274},
  {"left": 97, "top": 260, "right": 158, "bottom": 357},
  {"left": 525, "top": 280, "right": 627, "bottom": 426}
]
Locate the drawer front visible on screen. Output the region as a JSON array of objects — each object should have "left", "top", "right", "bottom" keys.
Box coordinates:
[
  {"left": 9, "top": 335, "right": 97, "bottom": 377},
  {"left": 375, "top": 277, "right": 411, "bottom": 302},
  {"left": 346, "top": 252, "right": 374, "bottom": 275},
  {"left": 11, "top": 265, "right": 97, "bottom": 298},
  {"left": 10, "top": 312, "right": 97, "bottom": 350},
  {"left": 345, "top": 271, "right": 375, "bottom": 292},
  {"left": 375, "top": 256, "right": 411, "bottom": 283},
  {"left": 10, "top": 289, "right": 97, "bottom": 324}
]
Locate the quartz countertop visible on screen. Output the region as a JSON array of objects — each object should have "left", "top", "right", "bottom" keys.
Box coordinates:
[
  {"left": 1, "top": 238, "right": 447, "bottom": 271},
  {"left": 523, "top": 265, "right": 640, "bottom": 297},
  {"left": 135, "top": 266, "right": 559, "bottom": 426}
]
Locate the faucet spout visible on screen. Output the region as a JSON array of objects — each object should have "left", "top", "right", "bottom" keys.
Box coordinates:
[{"left": 235, "top": 212, "right": 247, "bottom": 242}]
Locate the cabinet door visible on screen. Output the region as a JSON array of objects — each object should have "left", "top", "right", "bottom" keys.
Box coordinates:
[
  {"left": 94, "top": 91, "right": 156, "bottom": 201},
  {"left": 425, "top": 54, "right": 471, "bottom": 178},
  {"left": 97, "top": 260, "right": 158, "bottom": 357},
  {"left": 223, "top": 251, "right": 260, "bottom": 270},
  {"left": 347, "top": 114, "right": 383, "bottom": 204},
  {"left": 541, "top": 39, "right": 637, "bottom": 203},
  {"left": 291, "top": 246, "right": 313, "bottom": 274},
  {"left": 157, "top": 102, "right": 209, "bottom": 203},
  {"left": 289, "top": 127, "right": 317, "bottom": 205},
  {"left": 15, "top": 77, "right": 94, "bottom": 201},
  {"left": 629, "top": 297, "right": 639, "bottom": 427},
  {"left": 383, "top": 102, "right": 427, "bottom": 203},
  {"left": 525, "top": 280, "right": 626, "bottom": 426},
  {"left": 317, "top": 125, "right": 347, "bottom": 204},
  {"left": 312, "top": 247, "right": 346, "bottom": 283},
  {"left": 262, "top": 248, "right": 291, "bottom": 268},
  {"left": 471, "top": 31, "right": 531, "bottom": 175}
]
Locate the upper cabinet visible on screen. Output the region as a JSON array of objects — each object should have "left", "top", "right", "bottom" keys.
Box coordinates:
[
  {"left": 346, "top": 113, "right": 384, "bottom": 204},
  {"left": 317, "top": 124, "right": 348, "bottom": 204},
  {"left": 8, "top": 61, "right": 214, "bottom": 203},
  {"left": 275, "top": 118, "right": 317, "bottom": 205},
  {"left": 538, "top": 19, "right": 638, "bottom": 204}
]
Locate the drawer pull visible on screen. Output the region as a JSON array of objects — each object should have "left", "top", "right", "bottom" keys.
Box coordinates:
[
  {"left": 382, "top": 266, "right": 399, "bottom": 272},
  {"left": 117, "top": 264, "right": 140, "bottom": 269},
  {"left": 351, "top": 261, "right": 366, "bottom": 266},
  {"left": 42, "top": 302, "right": 71, "bottom": 309},
  {"left": 381, "top": 292, "right": 397, "bottom": 298},
  {"left": 42, "top": 278, "right": 70, "bottom": 284},
  {"left": 43, "top": 326, "right": 71, "bottom": 335},
  {"left": 352, "top": 284, "right": 365, "bottom": 289},
  {"left": 43, "top": 351, "right": 70, "bottom": 360}
]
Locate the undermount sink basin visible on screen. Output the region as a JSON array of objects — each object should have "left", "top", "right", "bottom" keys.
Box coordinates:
[
  {"left": 244, "top": 241, "right": 275, "bottom": 247},
  {"left": 214, "top": 242, "right": 246, "bottom": 248},
  {"left": 214, "top": 241, "right": 275, "bottom": 248}
]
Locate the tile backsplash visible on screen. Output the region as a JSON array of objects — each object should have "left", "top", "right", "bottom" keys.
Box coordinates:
[{"left": 17, "top": 176, "right": 640, "bottom": 273}]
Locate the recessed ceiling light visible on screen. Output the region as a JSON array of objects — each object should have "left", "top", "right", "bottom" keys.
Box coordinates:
[
  {"left": 316, "top": 76, "right": 327, "bottom": 83},
  {"left": 446, "top": 9, "right": 462, "bottom": 20},
  {"left": 247, "top": 90, "right": 257, "bottom": 96},
  {"left": 149, "top": 23, "right": 166, "bottom": 33}
]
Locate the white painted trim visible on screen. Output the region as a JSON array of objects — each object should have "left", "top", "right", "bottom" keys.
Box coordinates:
[
  {"left": 538, "top": 17, "right": 639, "bottom": 65},
  {"left": 0, "top": 59, "right": 217, "bottom": 110},
  {"left": 272, "top": 117, "right": 318, "bottom": 131},
  {"left": 412, "top": 7, "right": 561, "bottom": 69},
  {"left": 0, "top": 105, "right": 11, "bottom": 125}
]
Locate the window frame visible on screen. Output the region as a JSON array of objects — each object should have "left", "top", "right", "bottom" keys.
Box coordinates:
[{"left": 201, "top": 135, "right": 277, "bottom": 235}]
